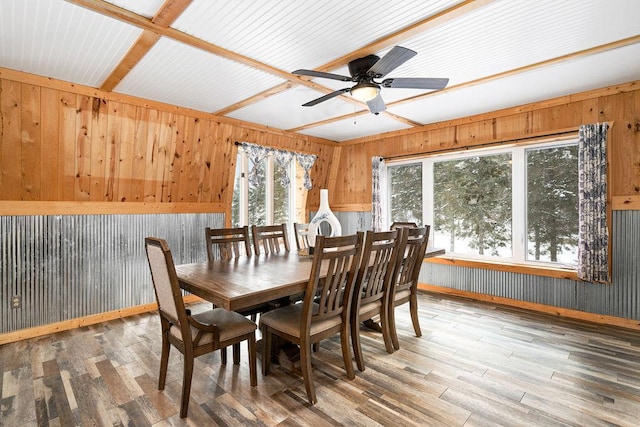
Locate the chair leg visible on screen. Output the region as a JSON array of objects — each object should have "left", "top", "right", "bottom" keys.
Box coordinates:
[
  {"left": 233, "top": 343, "right": 241, "bottom": 364},
  {"left": 341, "top": 328, "right": 355, "bottom": 380},
  {"left": 248, "top": 336, "right": 257, "bottom": 386},
  {"left": 220, "top": 346, "right": 228, "bottom": 364},
  {"left": 389, "top": 303, "right": 400, "bottom": 351},
  {"left": 300, "top": 341, "right": 317, "bottom": 404},
  {"left": 409, "top": 292, "right": 422, "bottom": 338},
  {"left": 379, "top": 307, "right": 395, "bottom": 354},
  {"left": 179, "top": 352, "right": 195, "bottom": 418},
  {"left": 158, "top": 336, "right": 170, "bottom": 390},
  {"left": 261, "top": 326, "right": 271, "bottom": 376},
  {"left": 351, "top": 317, "right": 365, "bottom": 372}
]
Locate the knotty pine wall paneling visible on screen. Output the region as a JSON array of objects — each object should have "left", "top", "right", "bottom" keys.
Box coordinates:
[
  {"left": 0, "top": 72, "right": 336, "bottom": 215},
  {"left": 331, "top": 81, "right": 640, "bottom": 208}
]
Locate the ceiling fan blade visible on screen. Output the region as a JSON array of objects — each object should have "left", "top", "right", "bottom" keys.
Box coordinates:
[
  {"left": 367, "top": 94, "right": 386, "bottom": 114},
  {"left": 367, "top": 46, "right": 417, "bottom": 78},
  {"left": 302, "top": 88, "right": 351, "bottom": 106},
  {"left": 293, "top": 69, "right": 352, "bottom": 82},
  {"left": 381, "top": 77, "right": 449, "bottom": 90}
]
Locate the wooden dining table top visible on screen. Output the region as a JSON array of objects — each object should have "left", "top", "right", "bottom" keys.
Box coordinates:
[
  {"left": 175, "top": 247, "right": 445, "bottom": 312},
  {"left": 176, "top": 252, "right": 314, "bottom": 311}
]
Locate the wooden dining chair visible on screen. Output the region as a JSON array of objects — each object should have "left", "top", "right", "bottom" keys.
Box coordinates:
[
  {"left": 144, "top": 237, "right": 257, "bottom": 418},
  {"left": 205, "top": 226, "right": 251, "bottom": 261},
  {"left": 260, "top": 232, "right": 364, "bottom": 405},
  {"left": 293, "top": 222, "right": 310, "bottom": 251},
  {"left": 204, "top": 226, "right": 265, "bottom": 364},
  {"left": 388, "top": 225, "right": 430, "bottom": 351},
  {"left": 251, "top": 223, "right": 290, "bottom": 255},
  {"left": 350, "top": 229, "right": 405, "bottom": 371}
]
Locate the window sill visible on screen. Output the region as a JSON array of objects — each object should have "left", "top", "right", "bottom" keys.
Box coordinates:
[{"left": 425, "top": 256, "right": 579, "bottom": 281}]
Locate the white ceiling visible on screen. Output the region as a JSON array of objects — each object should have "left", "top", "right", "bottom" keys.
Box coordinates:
[{"left": 2, "top": 0, "right": 639, "bottom": 142}]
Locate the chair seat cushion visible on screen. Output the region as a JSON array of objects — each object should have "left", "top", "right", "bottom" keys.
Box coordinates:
[
  {"left": 259, "top": 303, "right": 342, "bottom": 338},
  {"left": 394, "top": 289, "right": 412, "bottom": 302},
  {"left": 170, "top": 308, "right": 256, "bottom": 345},
  {"left": 359, "top": 300, "right": 382, "bottom": 318}
]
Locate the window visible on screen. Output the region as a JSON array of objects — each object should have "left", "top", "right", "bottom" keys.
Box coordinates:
[
  {"left": 387, "top": 140, "right": 578, "bottom": 267},
  {"left": 232, "top": 150, "right": 303, "bottom": 228}
]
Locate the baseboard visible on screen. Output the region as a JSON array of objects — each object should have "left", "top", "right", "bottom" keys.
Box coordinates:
[
  {"left": 0, "top": 295, "right": 204, "bottom": 345},
  {"left": 418, "top": 283, "right": 640, "bottom": 331}
]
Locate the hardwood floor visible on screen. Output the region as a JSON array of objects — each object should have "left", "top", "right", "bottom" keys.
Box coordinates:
[{"left": 2, "top": 293, "right": 640, "bottom": 426}]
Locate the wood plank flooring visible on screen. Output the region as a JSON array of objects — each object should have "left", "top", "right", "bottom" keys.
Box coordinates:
[{"left": 2, "top": 293, "right": 640, "bottom": 426}]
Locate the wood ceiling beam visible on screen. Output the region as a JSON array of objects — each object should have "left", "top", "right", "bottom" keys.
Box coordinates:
[
  {"left": 215, "top": 0, "right": 496, "bottom": 120},
  {"left": 289, "top": 34, "right": 640, "bottom": 135},
  {"left": 67, "top": 0, "right": 336, "bottom": 96},
  {"left": 99, "top": 0, "right": 192, "bottom": 91}
]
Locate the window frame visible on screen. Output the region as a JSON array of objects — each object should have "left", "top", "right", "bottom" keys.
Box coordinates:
[
  {"left": 233, "top": 149, "right": 299, "bottom": 228},
  {"left": 386, "top": 138, "right": 579, "bottom": 271}
]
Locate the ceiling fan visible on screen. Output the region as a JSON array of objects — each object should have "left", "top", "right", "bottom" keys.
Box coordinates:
[{"left": 293, "top": 46, "right": 449, "bottom": 114}]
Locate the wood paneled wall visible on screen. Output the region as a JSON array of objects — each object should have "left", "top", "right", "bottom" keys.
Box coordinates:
[
  {"left": 0, "top": 69, "right": 336, "bottom": 217},
  {"left": 332, "top": 81, "right": 640, "bottom": 208}
]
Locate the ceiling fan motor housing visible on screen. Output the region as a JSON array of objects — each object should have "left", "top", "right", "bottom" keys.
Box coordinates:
[{"left": 348, "top": 54, "right": 380, "bottom": 80}]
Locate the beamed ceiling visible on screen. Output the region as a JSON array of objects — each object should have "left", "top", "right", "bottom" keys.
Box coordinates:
[{"left": 2, "top": 0, "right": 640, "bottom": 142}]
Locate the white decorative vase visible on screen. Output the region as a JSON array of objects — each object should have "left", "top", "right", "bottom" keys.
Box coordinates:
[{"left": 308, "top": 189, "right": 342, "bottom": 253}]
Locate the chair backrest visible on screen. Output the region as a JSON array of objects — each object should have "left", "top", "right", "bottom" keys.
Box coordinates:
[
  {"left": 205, "top": 226, "right": 251, "bottom": 261},
  {"left": 251, "top": 224, "right": 290, "bottom": 255},
  {"left": 354, "top": 229, "right": 404, "bottom": 308},
  {"left": 301, "top": 233, "right": 364, "bottom": 328},
  {"left": 390, "top": 221, "right": 418, "bottom": 230},
  {"left": 293, "top": 222, "right": 310, "bottom": 251},
  {"left": 144, "top": 237, "right": 190, "bottom": 342},
  {"left": 393, "top": 226, "right": 431, "bottom": 293}
]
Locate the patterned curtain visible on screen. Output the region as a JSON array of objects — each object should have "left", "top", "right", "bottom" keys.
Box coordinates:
[
  {"left": 371, "top": 156, "right": 387, "bottom": 231},
  {"left": 241, "top": 142, "right": 270, "bottom": 187},
  {"left": 295, "top": 153, "right": 317, "bottom": 190},
  {"left": 577, "top": 123, "right": 609, "bottom": 283},
  {"left": 272, "top": 149, "right": 294, "bottom": 187},
  {"left": 240, "top": 142, "right": 316, "bottom": 189}
]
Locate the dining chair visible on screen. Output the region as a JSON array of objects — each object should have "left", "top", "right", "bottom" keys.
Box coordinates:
[
  {"left": 251, "top": 223, "right": 290, "bottom": 255},
  {"left": 293, "top": 222, "right": 310, "bottom": 251},
  {"left": 205, "top": 226, "right": 251, "bottom": 260},
  {"left": 260, "top": 232, "right": 364, "bottom": 405},
  {"left": 144, "top": 237, "right": 257, "bottom": 418},
  {"left": 350, "top": 229, "right": 405, "bottom": 371},
  {"left": 390, "top": 221, "right": 418, "bottom": 229},
  {"left": 388, "top": 225, "right": 430, "bottom": 351},
  {"left": 205, "top": 226, "right": 265, "bottom": 364}
]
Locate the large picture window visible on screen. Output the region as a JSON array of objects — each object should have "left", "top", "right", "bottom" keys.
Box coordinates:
[{"left": 387, "top": 140, "right": 579, "bottom": 267}]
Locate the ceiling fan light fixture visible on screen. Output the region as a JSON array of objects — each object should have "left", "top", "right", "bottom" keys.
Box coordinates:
[{"left": 350, "top": 81, "right": 380, "bottom": 102}]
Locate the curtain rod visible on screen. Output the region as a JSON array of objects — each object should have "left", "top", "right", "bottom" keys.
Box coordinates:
[{"left": 382, "top": 126, "right": 581, "bottom": 162}]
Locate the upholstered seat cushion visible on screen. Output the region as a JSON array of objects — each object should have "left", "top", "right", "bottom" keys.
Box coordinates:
[
  {"left": 394, "top": 289, "right": 411, "bottom": 301},
  {"left": 259, "top": 303, "right": 342, "bottom": 338},
  {"left": 358, "top": 300, "right": 382, "bottom": 318},
  {"left": 170, "top": 308, "right": 256, "bottom": 345}
]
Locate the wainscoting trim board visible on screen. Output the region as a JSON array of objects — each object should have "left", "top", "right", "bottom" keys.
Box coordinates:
[
  {"left": 0, "top": 201, "right": 225, "bottom": 216},
  {"left": 0, "top": 295, "right": 204, "bottom": 345},
  {"left": 418, "top": 283, "right": 640, "bottom": 332}
]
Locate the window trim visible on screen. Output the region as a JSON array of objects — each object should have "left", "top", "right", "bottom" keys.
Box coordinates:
[{"left": 386, "top": 138, "right": 580, "bottom": 271}]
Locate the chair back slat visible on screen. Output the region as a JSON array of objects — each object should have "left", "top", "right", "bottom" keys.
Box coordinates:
[
  {"left": 303, "top": 233, "right": 363, "bottom": 323},
  {"left": 355, "top": 229, "right": 402, "bottom": 308},
  {"left": 393, "top": 226, "right": 430, "bottom": 292},
  {"left": 294, "top": 222, "right": 310, "bottom": 250},
  {"left": 205, "top": 226, "right": 251, "bottom": 261},
  {"left": 251, "top": 224, "right": 290, "bottom": 255}
]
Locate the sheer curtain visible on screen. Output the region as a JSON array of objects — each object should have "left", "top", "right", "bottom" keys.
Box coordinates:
[
  {"left": 372, "top": 156, "right": 388, "bottom": 231},
  {"left": 577, "top": 123, "right": 609, "bottom": 283}
]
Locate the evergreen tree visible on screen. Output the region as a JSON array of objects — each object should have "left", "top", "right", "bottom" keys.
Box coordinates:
[{"left": 389, "top": 164, "right": 423, "bottom": 225}]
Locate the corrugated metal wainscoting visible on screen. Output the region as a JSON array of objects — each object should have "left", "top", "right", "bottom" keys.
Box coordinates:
[
  {"left": 421, "top": 210, "right": 640, "bottom": 321},
  {"left": 0, "top": 213, "right": 224, "bottom": 334}
]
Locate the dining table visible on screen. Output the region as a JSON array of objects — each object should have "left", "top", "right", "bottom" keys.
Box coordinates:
[{"left": 175, "top": 246, "right": 446, "bottom": 314}]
